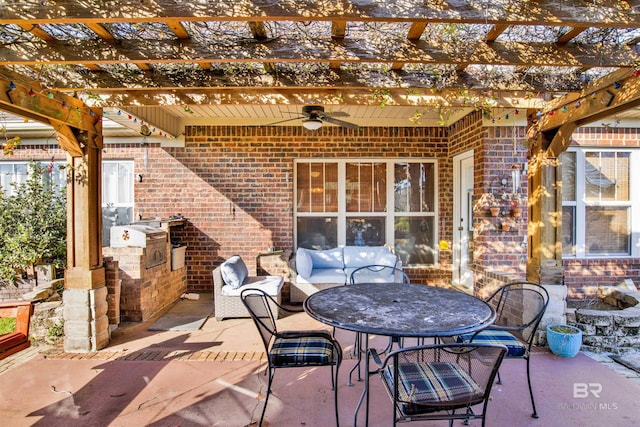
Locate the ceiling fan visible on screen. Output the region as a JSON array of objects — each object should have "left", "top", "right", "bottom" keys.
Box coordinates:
[{"left": 267, "top": 106, "right": 359, "bottom": 130}]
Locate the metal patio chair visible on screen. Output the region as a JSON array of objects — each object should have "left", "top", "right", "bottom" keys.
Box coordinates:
[
  {"left": 370, "top": 343, "right": 507, "bottom": 427},
  {"left": 448, "top": 281, "right": 549, "bottom": 418},
  {"left": 240, "top": 288, "right": 343, "bottom": 427}
]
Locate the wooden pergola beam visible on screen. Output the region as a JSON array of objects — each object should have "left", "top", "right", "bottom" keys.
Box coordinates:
[
  {"left": 0, "top": 38, "right": 634, "bottom": 69},
  {"left": 1, "top": 1, "right": 637, "bottom": 27},
  {"left": 538, "top": 68, "right": 640, "bottom": 132},
  {"left": 0, "top": 78, "right": 102, "bottom": 142},
  {"left": 63, "top": 87, "right": 549, "bottom": 109}
]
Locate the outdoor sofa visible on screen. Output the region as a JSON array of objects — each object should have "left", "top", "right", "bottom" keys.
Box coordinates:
[
  {"left": 213, "top": 255, "right": 284, "bottom": 321},
  {"left": 289, "top": 245, "right": 399, "bottom": 303}
]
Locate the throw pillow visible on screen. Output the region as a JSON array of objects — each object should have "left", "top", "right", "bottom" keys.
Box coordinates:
[
  {"left": 296, "top": 248, "right": 313, "bottom": 279},
  {"left": 220, "top": 255, "right": 249, "bottom": 289}
]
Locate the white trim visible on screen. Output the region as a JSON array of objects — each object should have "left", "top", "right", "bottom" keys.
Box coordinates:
[
  {"left": 294, "top": 158, "right": 439, "bottom": 266},
  {"left": 563, "top": 147, "right": 638, "bottom": 258}
]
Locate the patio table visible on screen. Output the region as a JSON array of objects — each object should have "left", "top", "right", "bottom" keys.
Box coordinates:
[{"left": 303, "top": 282, "right": 496, "bottom": 427}]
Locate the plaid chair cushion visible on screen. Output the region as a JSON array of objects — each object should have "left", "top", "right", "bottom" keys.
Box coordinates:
[
  {"left": 382, "top": 361, "right": 482, "bottom": 415},
  {"left": 270, "top": 336, "right": 335, "bottom": 366},
  {"left": 457, "top": 330, "right": 526, "bottom": 357}
]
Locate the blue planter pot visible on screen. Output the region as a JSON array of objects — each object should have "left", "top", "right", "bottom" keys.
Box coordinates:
[{"left": 547, "top": 324, "right": 582, "bottom": 358}]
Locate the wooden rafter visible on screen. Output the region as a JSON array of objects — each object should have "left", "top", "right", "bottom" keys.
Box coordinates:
[
  {"left": 330, "top": 20, "right": 347, "bottom": 69},
  {"left": 457, "top": 24, "right": 511, "bottom": 72},
  {"left": 1, "top": 0, "right": 638, "bottom": 114},
  {"left": 248, "top": 21, "right": 275, "bottom": 73},
  {"left": 66, "top": 87, "right": 547, "bottom": 110},
  {"left": 557, "top": 27, "right": 587, "bottom": 44},
  {"left": 1, "top": 1, "right": 637, "bottom": 27},
  {"left": 391, "top": 22, "right": 427, "bottom": 71},
  {"left": 0, "top": 38, "right": 634, "bottom": 69}
]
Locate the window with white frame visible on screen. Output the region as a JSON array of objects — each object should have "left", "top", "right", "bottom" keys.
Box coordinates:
[
  {"left": 102, "top": 160, "right": 134, "bottom": 246},
  {"left": 294, "top": 159, "right": 437, "bottom": 266},
  {"left": 1, "top": 159, "right": 135, "bottom": 247},
  {"left": 0, "top": 160, "right": 66, "bottom": 197},
  {"left": 561, "top": 148, "right": 638, "bottom": 257}
]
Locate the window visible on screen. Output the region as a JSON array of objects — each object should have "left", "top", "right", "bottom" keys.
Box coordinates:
[
  {"left": 102, "top": 160, "right": 134, "bottom": 246},
  {"left": 0, "top": 161, "right": 66, "bottom": 197},
  {"left": 561, "top": 149, "right": 638, "bottom": 257},
  {"left": 295, "top": 159, "right": 438, "bottom": 266},
  {"left": 1, "top": 159, "right": 135, "bottom": 247}
]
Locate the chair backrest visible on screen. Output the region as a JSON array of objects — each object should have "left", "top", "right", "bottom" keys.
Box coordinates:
[
  {"left": 350, "top": 264, "right": 410, "bottom": 285},
  {"left": 487, "top": 281, "right": 549, "bottom": 345},
  {"left": 382, "top": 343, "right": 507, "bottom": 415},
  {"left": 240, "top": 288, "right": 279, "bottom": 353}
]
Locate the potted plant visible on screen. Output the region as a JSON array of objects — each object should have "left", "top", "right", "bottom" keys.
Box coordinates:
[
  {"left": 480, "top": 193, "right": 500, "bottom": 216},
  {"left": 500, "top": 219, "right": 514, "bottom": 232},
  {"left": 546, "top": 324, "right": 583, "bottom": 358}
]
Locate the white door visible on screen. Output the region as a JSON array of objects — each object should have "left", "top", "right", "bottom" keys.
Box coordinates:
[{"left": 452, "top": 151, "right": 474, "bottom": 293}]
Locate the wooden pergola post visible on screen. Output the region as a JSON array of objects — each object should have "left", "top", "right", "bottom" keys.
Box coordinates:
[
  {"left": 526, "top": 149, "right": 564, "bottom": 285},
  {"left": 0, "top": 78, "right": 108, "bottom": 352},
  {"left": 63, "top": 141, "right": 108, "bottom": 352}
]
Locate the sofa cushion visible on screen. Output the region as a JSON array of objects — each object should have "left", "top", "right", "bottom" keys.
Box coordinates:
[
  {"left": 345, "top": 266, "right": 396, "bottom": 283},
  {"left": 307, "top": 247, "right": 344, "bottom": 269},
  {"left": 220, "top": 255, "right": 249, "bottom": 289},
  {"left": 221, "top": 275, "right": 284, "bottom": 296},
  {"left": 295, "top": 248, "right": 313, "bottom": 279},
  {"left": 343, "top": 246, "right": 396, "bottom": 269},
  {"left": 296, "top": 268, "right": 347, "bottom": 285}
]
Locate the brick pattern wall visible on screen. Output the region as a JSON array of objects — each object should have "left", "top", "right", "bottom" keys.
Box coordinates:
[
  {"left": 177, "top": 125, "right": 453, "bottom": 291},
  {"left": 564, "top": 259, "right": 640, "bottom": 299},
  {"left": 472, "top": 124, "right": 529, "bottom": 293},
  {"left": 103, "top": 245, "right": 186, "bottom": 321},
  {"left": 7, "top": 122, "right": 638, "bottom": 299}
]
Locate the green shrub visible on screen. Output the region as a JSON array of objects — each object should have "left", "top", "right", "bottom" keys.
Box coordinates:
[
  {"left": 0, "top": 161, "right": 67, "bottom": 285},
  {"left": 0, "top": 317, "right": 16, "bottom": 335}
]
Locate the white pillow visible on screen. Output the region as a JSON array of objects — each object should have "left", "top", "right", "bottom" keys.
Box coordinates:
[
  {"left": 296, "top": 248, "right": 313, "bottom": 279},
  {"left": 220, "top": 255, "right": 248, "bottom": 289}
]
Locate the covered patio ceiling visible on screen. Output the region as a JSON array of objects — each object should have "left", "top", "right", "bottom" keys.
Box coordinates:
[{"left": 1, "top": 0, "right": 640, "bottom": 135}]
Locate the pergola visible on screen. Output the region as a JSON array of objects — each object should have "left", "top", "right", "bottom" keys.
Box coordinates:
[{"left": 2, "top": 0, "right": 640, "bottom": 351}]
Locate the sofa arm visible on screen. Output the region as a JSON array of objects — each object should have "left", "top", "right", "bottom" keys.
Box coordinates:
[{"left": 212, "top": 267, "right": 225, "bottom": 298}]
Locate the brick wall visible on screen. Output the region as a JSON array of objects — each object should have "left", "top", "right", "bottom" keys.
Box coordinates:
[
  {"left": 6, "top": 120, "right": 638, "bottom": 299},
  {"left": 176, "top": 125, "right": 453, "bottom": 291}
]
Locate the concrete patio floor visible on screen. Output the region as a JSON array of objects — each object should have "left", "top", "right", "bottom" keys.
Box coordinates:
[{"left": 1, "top": 296, "right": 640, "bottom": 427}]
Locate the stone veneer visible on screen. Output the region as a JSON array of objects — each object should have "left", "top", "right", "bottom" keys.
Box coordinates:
[
  {"left": 63, "top": 286, "right": 109, "bottom": 352},
  {"left": 567, "top": 284, "right": 640, "bottom": 354}
]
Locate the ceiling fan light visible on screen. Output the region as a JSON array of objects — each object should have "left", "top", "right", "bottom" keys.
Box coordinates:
[{"left": 302, "top": 118, "right": 323, "bottom": 130}]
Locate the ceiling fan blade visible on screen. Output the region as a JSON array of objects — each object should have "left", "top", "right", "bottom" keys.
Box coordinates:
[
  {"left": 320, "top": 115, "right": 360, "bottom": 129},
  {"left": 323, "top": 111, "right": 350, "bottom": 118},
  {"left": 264, "top": 116, "right": 304, "bottom": 126}
]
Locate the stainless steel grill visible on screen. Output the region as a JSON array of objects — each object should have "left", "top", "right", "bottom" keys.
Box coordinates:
[{"left": 110, "top": 225, "right": 168, "bottom": 269}]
